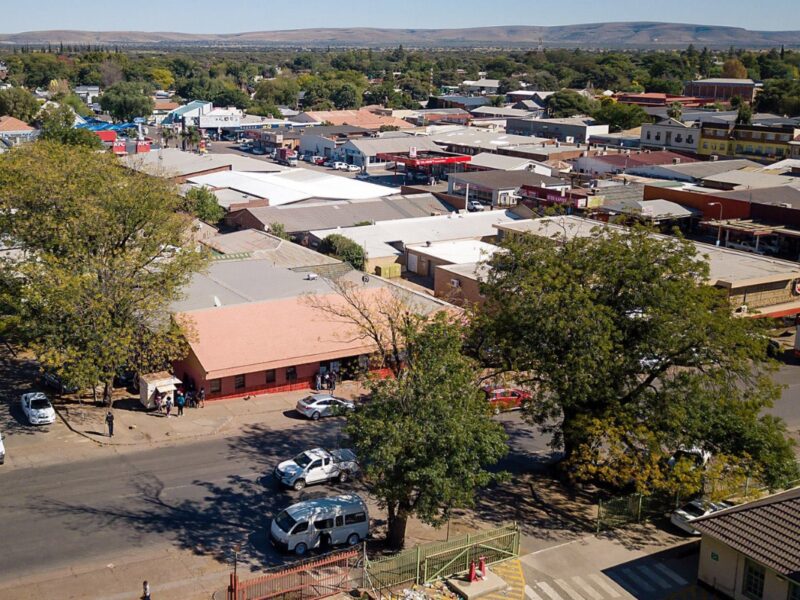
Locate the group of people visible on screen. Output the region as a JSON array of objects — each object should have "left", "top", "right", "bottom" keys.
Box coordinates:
[
  {"left": 153, "top": 385, "right": 205, "bottom": 417},
  {"left": 314, "top": 370, "right": 338, "bottom": 392}
]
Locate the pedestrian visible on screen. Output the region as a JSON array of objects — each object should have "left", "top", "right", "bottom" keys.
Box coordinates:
[
  {"left": 165, "top": 395, "right": 173, "bottom": 418},
  {"left": 315, "top": 372, "right": 322, "bottom": 391},
  {"left": 176, "top": 392, "right": 185, "bottom": 416},
  {"left": 154, "top": 392, "right": 162, "bottom": 413},
  {"left": 330, "top": 370, "right": 337, "bottom": 391},
  {"left": 105, "top": 411, "right": 114, "bottom": 437},
  {"left": 323, "top": 372, "right": 331, "bottom": 390},
  {"left": 142, "top": 580, "right": 151, "bottom": 600},
  {"left": 198, "top": 387, "right": 206, "bottom": 408}
]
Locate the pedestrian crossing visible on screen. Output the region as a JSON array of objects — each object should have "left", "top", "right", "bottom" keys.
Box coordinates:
[{"left": 522, "top": 562, "right": 711, "bottom": 600}]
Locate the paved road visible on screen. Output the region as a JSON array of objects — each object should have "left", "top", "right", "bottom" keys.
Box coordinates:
[{"left": 0, "top": 411, "right": 546, "bottom": 584}]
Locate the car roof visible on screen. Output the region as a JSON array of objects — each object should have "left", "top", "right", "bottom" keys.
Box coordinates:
[
  {"left": 283, "top": 494, "right": 367, "bottom": 520},
  {"left": 308, "top": 393, "right": 334, "bottom": 402},
  {"left": 22, "top": 392, "right": 49, "bottom": 401},
  {"left": 303, "top": 448, "right": 329, "bottom": 460}
]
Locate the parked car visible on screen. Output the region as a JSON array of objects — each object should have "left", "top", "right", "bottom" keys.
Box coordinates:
[
  {"left": 274, "top": 448, "right": 360, "bottom": 491},
  {"left": 724, "top": 240, "right": 766, "bottom": 255},
  {"left": 20, "top": 392, "right": 56, "bottom": 425},
  {"left": 482, "top": 387, "right": 531, "bottom": 414},
  {"left": 355, "top": 172, "right": 371, "bottom": 181},
  {"left": 270, "top": 494, "right": 369, "bottom": 555},
  {"left": 667, "top": 446, "right": 712, "bottom": 470},
  {"left": 670, "top": 499, "right": 734, "bottom": 535},
  {"left": 467, "top": 199, "right": 484, "bottom": 212},
  {"left": 295, "top": 394, "right": 354, "bottom": 420},
  {"left": 346, "top": 164, "right": 360, "bottom": 172},
  {"left": 323, "top": 160, "right": 335, "bottom": 167},
  {"left": 41, "top": 371, "right": 78, "bottom": 395},
  {"left": 315, "top": 157, "right": 327, "bottom": 166},
  {"left": 238, "top": 143, "right": 253, "bottom": 152},
  {"left": 251, "top": 146, "right": 266, "bottom": 155},
  {"left": 0, "top": 431, "right": 5, "bottom": 465},
  {"left": 331, "top": 161, "right": 348, "bottom": 171}
]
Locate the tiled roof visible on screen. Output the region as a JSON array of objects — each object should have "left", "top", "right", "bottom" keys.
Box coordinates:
[
  {"left": 692, "top": 487, "right": 800, "bottom": 582},
  {"left": 301, "top": 109, "right": 412, "bottom": 130},
  {"left": 0, "top": 115, "right": 34, "bottom": 133}
]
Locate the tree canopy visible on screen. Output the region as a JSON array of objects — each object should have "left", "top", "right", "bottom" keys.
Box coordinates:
[
  {"left": 0, "top": 143, "right": 208, "bottom": 402},
  {"left": 0, "top": 87, "right": 40, "bottom": 123},
  {"left": 37, "top": 104, "right": 103, "bottom": 148},
  {"left": 99, "top": 81, "right": 155, "bottom": 122},
  {"left": 470, "top": 223, "right": 797, "bottom": 493},
  {"left": 319, "top": 234, "right": 366, "bottom": 271},
  {"left": 183, "top": 186, "right": 224, "bottom": 224},
  {"left": 546, "top": 90, "right": 596, "bottom": 118},
  {"left": 592, "top": 99, "right": 650, "bottom": 132}
]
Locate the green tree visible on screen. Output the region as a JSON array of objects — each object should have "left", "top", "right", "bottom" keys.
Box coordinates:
[
  {"left": 721, "top": 58, "right": 748, "bottom": 79},
  {"left": 183, "top": 186, "right": 224, "bottom": 224},
  {"left": 331, "top": 82, "right": 360, "bottom": 109},
  {"left": 0, "top": 143, "right": 208, "bottom": 404},
  {"left": 61, "top": 93, "right": 94, "bottom": 117},
  {"left": 736, "top": 102, "right": 753, "bottom": 125},
  {"left": 150, "top": 67, "right": 175, "bottom": 90},
  {"left": 0, "top": 87, "right": 40, "bottom": 123},
  {"left": 181, "top": 126, "right": 201, "bottom": 151},
  {"left": 268, "top": 222, "right": 290, "bottom": 240},
  {"left": 545, "top": 90, "right": 595, "bottom": 118},
  {"left": 592, "top": 99, "right": 650, "bottom": 132},
  {"left": 318, "top": 234, "right": 366, "bottom": 271},
  {"left": 345, "top": 312, "right": 507, "bottom": 549},
  {"left": 471, "top": 224, "right": 797, "bottom": 490},
  {"left": 665, "top": 102, "right": 683, "bottom": 121},
  {"left": 99, "top": 81, "right": 155, "bottom": 122},
  {"left": 37, "top": 105, "right": 103, "bottom": 149}
]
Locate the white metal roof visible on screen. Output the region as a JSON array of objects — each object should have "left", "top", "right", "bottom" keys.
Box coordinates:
[{"left": 407, "top": 240, "right": 500, "bottom": 264}]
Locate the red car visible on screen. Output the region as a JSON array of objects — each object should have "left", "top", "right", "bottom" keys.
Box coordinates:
[
  {"left": 314, "top": 157, "right": 327, "bottom": 165},
  {"left": 483, "top": 387, "right": 531, "bottom": 414}
]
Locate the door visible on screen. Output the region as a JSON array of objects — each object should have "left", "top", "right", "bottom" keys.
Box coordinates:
[
  {"left": 306, "top": 459, "right": 327, "bottom": 483},
  {"left": 407, "top": 252, "right": 418, "bottom": 273}
]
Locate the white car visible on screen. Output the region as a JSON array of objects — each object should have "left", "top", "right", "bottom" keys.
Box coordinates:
[
  {"left": 274, "top": 448, "right": 359, "bottom": 490},
  {"left": 331, "top": 162, "right": 348, "bottom": 171},
  {"left": 20, "top": 392, "right": 56, "bottom": 425},
  {"left": 295, "top": 394, "right": 354, "bottom": 420},
  {"left": 346, "top": 164, "right": 360, "bottom": 172},
  {"left": 670, "top": 499, "right": 733, "bottom": 535},
  {"left": 0, "top": 431, "right": 5, "bottom": 465}
]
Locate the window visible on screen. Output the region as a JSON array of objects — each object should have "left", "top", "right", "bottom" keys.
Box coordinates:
[
  {"left": 266, "top": 369, "right": 276, "bottom": 384},
  {"left": 687, "top": 135, "right": 694, "bottom": 144},
  {"left": 286, "top": 366, "right": 297, "bottom": 381},
  {"left": 703, "top": 142, "right": 709, "bottom": 149},
  {"left": 742, "top": 560, "right": 765, "bottom": 599},
  {"left": 345, "top": 512, "right": 367, "bottom": 525},
  {"left": 314, "top": 518, "right": 334, "bottom": 530},
  {"left": 308, "top": 460, "right": 322, "bottom": 470},
  {"left": 675, "top": 135, "right": 683, "bottom": 143},
  {"left": 646, "top": 131, "right": 651, "bottom": 140},
  {"left": 210, "top": 378, "right": 221, "bottom": 393},
  {"left": 335, "top": 515, "right": 344, "bottom": 527},
  {"left": 234, "top": 374, "right": 245, "bottom": 390},
  {"left": 789, "top": 583, "right": 800, "bottom": 600},
  {"left": 291, "top": 521, "right": 309, "bottom": 535}
]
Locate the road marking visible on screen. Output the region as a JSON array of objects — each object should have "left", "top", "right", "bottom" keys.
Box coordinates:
[
  {"left": 635, "top": 565, "right": 670, "bottom": 589},
  {"left": 525, "top": 584, "right": 544, "bottom": 600},
  {"left": 536, "top": 581, "right": 565, "bottom": 600},
  {"left": 616, "top": 567, "right": 655, "bottom": 593},
  {"left": 654, "top": 563, "right": 688, "bottom": 586},
  {"left": 571, "top": 576, "right": 603, "bottom": 600},
  {"left": 554, "top": 578, "right": 587, "bottom": 600},
  {"left": 588, "top": 574, "right": 621, "bottom": 598}
]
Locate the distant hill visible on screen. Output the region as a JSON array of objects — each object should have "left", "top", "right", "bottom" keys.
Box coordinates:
[{"left": 1, "top": 23, "right": 799, "bottom": 48}]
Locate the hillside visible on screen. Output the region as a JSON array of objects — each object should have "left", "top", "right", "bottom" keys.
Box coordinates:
[{"left": 1, "top": 22, "right": 799, "bottom": 48}]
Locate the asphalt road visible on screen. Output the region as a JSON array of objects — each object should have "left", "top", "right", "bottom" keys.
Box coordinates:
[{"left": 0, "top": 412, "right": 547, "bottom": 584}]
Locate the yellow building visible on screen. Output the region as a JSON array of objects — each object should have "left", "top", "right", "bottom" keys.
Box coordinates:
[{"left": 699, "top": 123, "right": 799, "bottom": 161}]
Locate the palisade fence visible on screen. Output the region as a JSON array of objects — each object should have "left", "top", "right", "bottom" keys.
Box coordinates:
[{"left": 364, "top": 523, "right": 521, "bottom": 596}]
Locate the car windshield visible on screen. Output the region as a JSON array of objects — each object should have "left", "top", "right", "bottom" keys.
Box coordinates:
[
  {"left": 30, "top": 398, "right": 51, "bottom": 410},
  {"left": 274, "top": 510, "right": 297, "bottom": 533},
  {"left": 682, "top": 502, "right": 707, "bottom": 518},
  {"left": 293, "top": 453, "right": 313, "bottom": 468}
]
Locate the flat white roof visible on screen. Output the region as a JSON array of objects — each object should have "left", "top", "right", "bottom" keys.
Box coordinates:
[
  {"left": 123, "top": 148, "right": 286, "bottom": 177},
  {"left": 407, "top": 240, "right": 500, "bottom": 264}
]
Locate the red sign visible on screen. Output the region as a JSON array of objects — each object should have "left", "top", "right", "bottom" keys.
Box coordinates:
[{"left": 112, "top": 140, "right": 127, "bottom": 155}]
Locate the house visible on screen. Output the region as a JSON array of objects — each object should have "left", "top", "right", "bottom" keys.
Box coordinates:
[
  {"left": 427, "top": 95, "right": 491, "bottom": 111},
  {"left": 296, "top": 125, "right": 371, "bottom": 159},
  {"left": 640, "top": 118, "right": 701, "bottom": 152},
  {"left": 0, "top": 116, "right": 37, "bottom": 146},
  {"left": 291, "top": 108, "right": 412, "bottom": 131},
  {"left": 466, "top": 152, "right": 554, "bottom": 175},
  {"left": 446, "top": 170, "right": 569, "bottom": 208},
  {"left": 698, "top": 122, "right": 800, "bottom": 162},
  {"left": 684, "top": 78, "right": 762, "bottom": 103},
  {"left": 151, "top": 99, "right": 182, "bottom": 125},
  {"left": 225, "top": 193, "right": 453, "bottom": 238},
  {"left": 691, "top": 487, "right": 800, "bottom": 600},
  {"left": 507, "top": 91, "right": 554, "bottom": 116},
  {"left": 172, "top": 260, "right": 448, "bottom": 400},
  {"left": 74, "top": 85, "right": 101, "bottom": 105},
  {"left": 506, "top": 116, "right": 609, "bottom": 143},
  {"left": 341, "top": 135, "right": 442, "bottom": 169},
  {"left": 0, "top": 61, "right": 7, "bottom": 80},
  {"left": 461, "top": 78, "right": 500, "bottom": 95},
  {"left": 573, "top": 150, "right": 699, "bottom": 176},
  {"left": 308, "top": 210, "right": 521, "bottom": 274}
]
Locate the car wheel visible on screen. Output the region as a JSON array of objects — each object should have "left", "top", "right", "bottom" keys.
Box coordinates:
[
  {"left": 294, "top": 542, "right": 308, "bottom": 556},
  {"left": 338, "top": 471, "right": 349, "bottom": 484},
  {"left": 311, "top": 411, "right": 321, "bottom": 421},
  {"left": 347, "top": 533, "right": 360, "bottom": 546},
  {"left": 293, "top": 479, "right": 307, "bottom": 491}
]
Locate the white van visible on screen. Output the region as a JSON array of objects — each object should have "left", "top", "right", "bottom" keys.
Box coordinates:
[{"left": 270, "top": 494, "right": 369, "bottom": 556}]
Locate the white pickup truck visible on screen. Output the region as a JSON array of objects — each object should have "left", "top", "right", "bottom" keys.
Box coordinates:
[{"left": 274, "top": 448, "right": 359, "bottom": 491}]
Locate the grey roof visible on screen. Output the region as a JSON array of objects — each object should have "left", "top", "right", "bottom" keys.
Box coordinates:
[
  {"left": 692, "top": 487, "right": 800, "bottom": 583},
  {"left": 123, "top": 148, "right": 285, "bottom": 178},
  {"left": 450, "top": 169, "right": 565, "bottom": 189},
  {"left": 655, "top": 159, "right": 762, "bottom": 181},
  {"left": 346, "top": 136, "right": 441, "bottom": 156},
  {"left": 600, "top": 199, "right": 698, "bottom": 220},
  {"left": 703, "top": 170, "right": 800, "bottom": 189},
  {"left": 469, "top": 106, "right": 536, "bottom": 118},
  {"left": 302, "top": 125, "right": 370, "bottom": 137},
  {"left": 690, "top": 78, "right": 756, "bottom": 85},
  {"left": 715, "top": 186, "right": 800, "bottom": 207},
  {"left": 202, "top": 230, "right": 340, "bottom": 266},
  {"left": 233, "top": 193, "right": 454, "bottom": 233},
  {"left": 468, "top": 153, "right": 551, "bottom": 172}
]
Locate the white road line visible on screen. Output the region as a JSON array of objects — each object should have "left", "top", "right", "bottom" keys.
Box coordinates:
[
  {"left": 525, "top": 584, "right": 545, "bottom": 600},
  {"left": 554, "top": 578, "right": 587, "bottom": 600},
  {"left": 654, "top": 563, "right": 688, "bottom": 586},
  {"left": 571, "top": 575, "right": 603, "bottom": 600},
  {"left": 635, "top": 565, "right": 670, "bottom": 589},
  {"left": 588, "top": 574, "right": 622, "bottom": 598},
  {"left": 618, "top": 567, "right": 655, "bottom": 593},
  {"left": 536, "top": 581, "right": 566, "bottom": 600}
]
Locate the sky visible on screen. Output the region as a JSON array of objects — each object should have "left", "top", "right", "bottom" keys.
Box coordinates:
[{"left": 1, "top": 0, "right": 798, "bottom": 33}]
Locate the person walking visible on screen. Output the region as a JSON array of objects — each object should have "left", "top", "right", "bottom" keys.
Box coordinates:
[
  {"left": 197, "top": 387, "right": 206, "bottom": 408},
  {"left": 105, "top": 411, "right": 115, "bottom": 437},
  {"left": 323, "top": 372, "right": 331, "bottom": 390},
  {"left": 330, "top": 371, "right": 337, "bottom": 391},
  {"left": 176, "top": 392, "right": 185, "bottom": 416},
  {"left": 315, "top": 372, "right": 322, "bottom": 391},
  {"left": 154, "top": 392, "right": 162, "bottom": 413},
  {"left": 142, "top": 580, "right": 151, "bottom": 600},
  {"left": 165, "top": 395, "right": 173, "bottom": 418}
]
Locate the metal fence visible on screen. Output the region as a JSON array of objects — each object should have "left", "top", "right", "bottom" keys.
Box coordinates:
[
  {"left": 228, "top": 550, "right": 360, "bottom": 600},
  {"left": 596, "top": 493, "right": 677, "bottom": 532},
  {"left": 364, "top": 523, "right": 520, "bottom": 595}
]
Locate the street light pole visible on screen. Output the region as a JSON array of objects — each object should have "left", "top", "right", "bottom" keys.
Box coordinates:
[{"left": 708, "top": 202, "right": 724, "bottom": 246}]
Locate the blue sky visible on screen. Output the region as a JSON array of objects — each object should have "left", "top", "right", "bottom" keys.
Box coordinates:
[{"left": 1, "top": 0, "right": 798, "bottom": 33}]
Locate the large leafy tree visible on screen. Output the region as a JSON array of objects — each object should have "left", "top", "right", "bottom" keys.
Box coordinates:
[
  {"left": 346, "top": 313, "right": 507, "bottom": 549},
  {"left": 470, "top": 223, "right": 797, "bottom": 491},
  {"left": 183, "top": 186, "right": 224, "bottom": 224},
  {"left": 0, "top": 143, "right": 208, "bottom": 403},
  {"left": 545, "top": 90, "right": 596, "bottom": 118},
  {"left": 0, "top": 87, "right": 40, "bottom": 123},
  {"left": 99, "top": 81, "right": 155, "bottom": 122},
  {"left": 37, "top": 104, "right": 103, "bottom": 148},
  {"left": 592, "top": 99, "right": 650, "bottom": 132}
]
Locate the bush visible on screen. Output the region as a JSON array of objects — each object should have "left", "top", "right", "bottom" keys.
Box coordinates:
[{"left": 319, "top": 234, "right": 366, "bottom": 271}]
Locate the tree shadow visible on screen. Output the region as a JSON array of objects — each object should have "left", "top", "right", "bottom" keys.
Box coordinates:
[{"left": 0, "top": 348, "right": 42, "bottom": 437}]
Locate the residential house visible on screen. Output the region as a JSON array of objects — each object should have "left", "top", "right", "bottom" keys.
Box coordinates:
[
  {"left": 614, "top": 92, "right": 709, "bottom": 108},
  {"left": 74, "top": 85, "right": 101, "bottom": 105},
  {"left": 640, "top": 118, "right": 701, "bottom": 152},
  {"left": 684, "top": 78, "right": 762, "bottom": 102},
  {"left": 506, "top": 116, "right": 609, "bottom": 143},
  {"left": 151, "top": 99, "right": 182, "bottom": 125},
  {"left": 0, "top": 116, "right": 37, "bottom": 146},
  {"left": 692, "top": 487, "right": 800, "bottom": 600}
]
